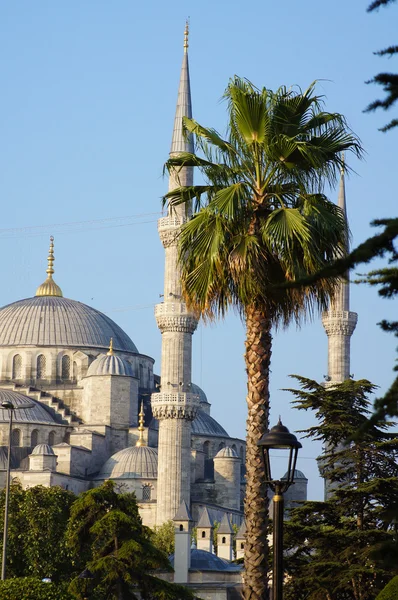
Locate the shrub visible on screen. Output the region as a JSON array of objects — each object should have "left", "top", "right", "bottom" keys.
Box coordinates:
[
  {"left": 0, "top": 577, "right": 73, "bottom": 600},
  {"left": 376, "top": 576, "right": 398, "bottom": 600}
]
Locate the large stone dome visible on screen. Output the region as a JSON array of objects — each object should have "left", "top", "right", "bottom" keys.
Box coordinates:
[
  {"left": 0, "top": 296, "right": 138, "bottom": 354},
  {"left": 99, "top": 446, "right": 158, "bottom": 479},
  {"left": 0, "top": 389, "right": 57, "bottom": 424}
]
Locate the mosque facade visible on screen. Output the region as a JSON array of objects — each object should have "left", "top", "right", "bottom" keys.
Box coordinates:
[{"left": 0, "top": 27, "right": 362, "bottom": 536}]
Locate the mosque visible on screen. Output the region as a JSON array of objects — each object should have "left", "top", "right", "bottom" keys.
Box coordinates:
[{"left": 0, "top": 25, "right": 354, "bottom": 548}]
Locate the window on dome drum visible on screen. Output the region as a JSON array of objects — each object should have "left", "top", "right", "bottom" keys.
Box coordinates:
[
  {"left": 48, "top": 431, "right": 55, "bottom": 446},
  {"left": 61, "top": 355, "right": 70, "bottom": 380},
  {"left": 72, "top": 361, "right": 78, "bottom": 382},
  {"left": 31, "top": 430, "right": 39, "bottom": 447},
  {"left": 11, "top": 429, "right": 21, "bottom": 447},
  {"left": 37, "top": 354, "right": 46, "bottom": 379},
  {"left": 231, "top": 444, "right": 237, "bottom": 453},
  {"left": 218, "top": 442, "right": 225, "bottom": 451},
  {"left": 142, "top": 485, "right": 152, "bottom": 501},
  {"left": 12, "top": 354, "right": 22, "bottom": 380},
  {"left": 203, "top": 440, "right": 211, "bottom": 458}
]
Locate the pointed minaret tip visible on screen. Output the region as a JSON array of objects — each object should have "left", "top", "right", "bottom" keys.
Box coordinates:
[
  {"left": 136, "top": 401, "right": 146, "bottom": 447},
  {"left": 184, "top": 19, "right": 189, "bottom": 53}
]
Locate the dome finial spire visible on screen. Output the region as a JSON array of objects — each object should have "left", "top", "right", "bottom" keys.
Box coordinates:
[
  {"left": 35, "top": 236, "right": 63, "bottom": 297},
  {"left": 136, "top": 401, "right": 146, "bottom": 447},
  {"left": 107, "top": 338, "right": 114, "bottom": 355}
]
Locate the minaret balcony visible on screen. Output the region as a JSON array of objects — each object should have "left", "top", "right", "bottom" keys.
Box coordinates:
[
  {"left": 151, "top": 391, "right": 200, "bottom": 420},
  {"left": 155, "top": 302, "right": 198, "bottom": 333},
  {"left": 322, "top": 310, "right": 358, "bottom": 336}
]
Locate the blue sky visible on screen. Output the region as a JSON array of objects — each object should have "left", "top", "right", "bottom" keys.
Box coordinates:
[{"left": 1, "top": 1, "right": 397, "bottom": 499}]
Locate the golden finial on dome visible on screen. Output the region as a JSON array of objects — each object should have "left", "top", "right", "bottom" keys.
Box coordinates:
[
  {"left": 107, "top": 338, "right": 114, "bottom": 356},
  {"left": 35, "top": 236, "right": 63, "bottom": 298},
  {"left": 136, "top": 402, "right": 146, "bottom": 447},
  {"left": 184, "top": 19, "right": 189, "bottom": 52}
]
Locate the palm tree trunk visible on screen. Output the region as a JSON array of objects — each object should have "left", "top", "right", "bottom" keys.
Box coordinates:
[{"left": 243, "top": 304, "right": 272, "bottom": 600}]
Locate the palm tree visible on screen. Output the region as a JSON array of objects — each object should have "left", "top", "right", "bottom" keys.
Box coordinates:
[{"left": 164, "top": 78, "right": 362, "bottom": 600}]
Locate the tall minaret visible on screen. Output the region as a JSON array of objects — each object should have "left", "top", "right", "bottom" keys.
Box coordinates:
[
  {"left": 151, "top": 23, "right": 200, "bottom": 525},
  {"left": 322, "top": 161, "right": 358, "bottom": 385}
]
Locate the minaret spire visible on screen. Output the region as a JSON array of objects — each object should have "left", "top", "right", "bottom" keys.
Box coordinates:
[
  {"left": 322, "top": 160, "right": 357, "bottom": 384},
  {"left": 151, "top": 24, "right": 199, "bottom": 525}
]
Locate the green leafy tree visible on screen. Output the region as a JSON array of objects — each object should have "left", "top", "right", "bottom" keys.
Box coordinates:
[
  {"left": 376, "top": 575, "right": 398, "bottom": 600},
  {"left": 66, "top": 481, "right": 194, "bottom": 600},
  {"left": 151, "top": 520, "right": 175, "bottom": 556},
  {"left": 0, "top": 577, "right": 73, "bottom": 600},
  {"left": 165, "top": 77, "right": 362, "bottom": 600},
  {"left": 283, "top": 376, "right": 398, "bottom": 600},
  {"left": 0, "top": 483, "right": 75, "bottom": 581},
  {"left": 365, "top": 0, "right": 398, "bottom": 131}
]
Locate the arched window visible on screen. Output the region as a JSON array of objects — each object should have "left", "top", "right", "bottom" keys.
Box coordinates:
[
  {"left": 37, "top": 355, "right": 46, "bottom": 379},
  {"left": 61, "top": 355, "right": 70, "bottom": 380},
  {"left": 72, "top": 361, "right": 78, "bottom": 382},
  {"left": 64, "top": 432, "right": 71, "bottom": 444},
  {"left": 48, "top": 431, "right": 55, "bottom": 446},
  {"left": 203, "top": 441, "right": 211, "bottom": 458},
  {"left": 222, "top": 536, "right": 226, "bottom": 544},
  {"left": 142, "top": 485, "right": 152, "bottom": 501},
  {"left": 201, "top": 531, "right": 206, "bottom": 538},
  {"left": 231, "top": 444, "right": 237, "bottom": 453},
  {"left": 179, "top": 524, "right": 183, "bottom": 532},
  {"left": 139, "top": 364, "right": 144, "bottom": 385},
  {"left": 11, "top": 429, "right": 21, "bottom": 447},
  {"left": 218, "top": 442, "right": 225, "bottom": 451},
  {"left": 31, "top": 430, "right": 39, "bottom": 447},
  {"left": 240, "top": 447, "right": 244, "bottom": 461},
  {"left": 240, "top": 542, "right": 244, "bottom": 550},
  {"left": 12, "top": 355, "right": 22, "bottom": 380}
]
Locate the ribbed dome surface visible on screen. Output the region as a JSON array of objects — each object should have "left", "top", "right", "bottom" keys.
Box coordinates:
[
  {"left": 0, "top": 296, "right": 138, "bottom": 353},
  {"left": 87, "top": 354, "right": 134, "bottom": 377},
  {"left": 150, "top": 409, "right": 229, "bottom": 438},
  {"left": 0, "top": 389, "right": 56, "bottom": 424},
  {"left": 99, "top": 446, "right": 158, "bottom": 479},
  {"left": 214, "top": 446, "right": 239, "bottom": 459},
  {"left": 31, "top": 444, "right": 55, "bottom": 455},
  {"left": 169, "top": 549, "right": 241, "bottom": 572}
]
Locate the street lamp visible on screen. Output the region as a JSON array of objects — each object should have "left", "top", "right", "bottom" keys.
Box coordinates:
[
  {"left": 257, "top": 418, "right": 302, "bottom": 600},
  {"left": 1, "top": 399, "right": 34, "bottom": 580},
  {"left": 78, "top": 568, "right": 94, "bottom": 600}
]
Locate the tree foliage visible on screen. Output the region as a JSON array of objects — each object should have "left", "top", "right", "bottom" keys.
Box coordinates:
[
  {"left": 365, "top": 0, "right": 398, "bottom": 131},
  {"left": 376, "top": 575, "right": 398, "bottom": 600},
  {"left": 0, "top": 483, "right": 75, "bottom": 581},
  {"left": 165, "top": 76, "right": 362, "bottom": 600},
  {"left": 283, "top": 376, "right": 398, "bottom": 600},
  {"left": 0, "top": 577, "right": 73, "bottom": 600},
  {"left": 66, "top": 481, "right": 194, "bottom": 600},
  {"left": 151, "top": 520, "right": 175, "bottom": 556}
]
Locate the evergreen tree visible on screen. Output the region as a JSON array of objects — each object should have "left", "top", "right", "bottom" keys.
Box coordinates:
[
  {"left": 66, "top": 481, "right": 194, "bottom": 600},
  {"left": 365, "top": 0, "right": 398, "bottom": 132},
  {"left": 283, "top": 376, "right": 398, "bottom": 600}
]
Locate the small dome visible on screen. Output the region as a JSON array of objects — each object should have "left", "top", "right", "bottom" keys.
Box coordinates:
[
  {"left": 0, "top": 389, "right": 57, "bottom": 424},
  {"left": 169, "top": 549, "right": 241, "bottom": 572},
  {"left": 191, "top": 383, "right": 208, "bottom": 405},
  {"left": 31, "top": 444, "right": 55, "bottom": 455},
  {"left": 282, "top": 469, "right": 307, "bottom": 481},
  {"left": 99, "top": 446, "right": 158, "bottom": 479},
  {"left": 87, "top": 353, "right": 134, "bottom": 377},
  {"left": 214, "top": 446, "right": 239, "bottom": 459}
]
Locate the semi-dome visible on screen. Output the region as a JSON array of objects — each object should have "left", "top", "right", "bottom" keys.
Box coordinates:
[
  {"left": 31, "top": 444, "right": 55, "bottom": 455},
  {"left": 214, "top": 446, "right": 239, "bottom": 459},
  {"left": 0, "top": 296, "right": 138, "bottom": 354},
  {"left": 150, "top": 409, "right": 229, "bottom": 438},
  {"left": 282, "top": 469, "right": 307, "bottom": 481},
  {"left": 86, "top": 350, "right": 134, "bottom": 378},
  {"left": 169, "top": 549, "right": 241, "bottom": 572},
  {"left": 0, "top": 389, "right": 57, "bottom": 424},
  {"left": 99, "top": 446, "right": 158, "bottom": 479}
]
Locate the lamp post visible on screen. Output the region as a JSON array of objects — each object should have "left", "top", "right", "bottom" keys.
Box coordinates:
[
  {"left": 1, "top": 399, "right": 34, "bottom": 580},
  {"left": 257, "top": 419, "right": 302, "bottom": 600}
]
